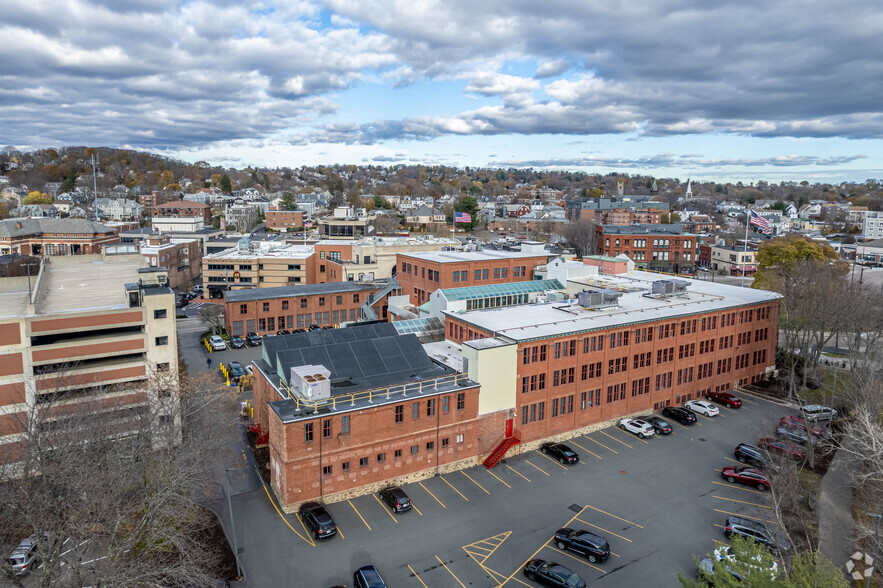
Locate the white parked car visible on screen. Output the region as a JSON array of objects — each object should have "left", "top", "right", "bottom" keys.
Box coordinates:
[
  {"left": 713, "top": 545, "right": 778, "bottom": 575},
  {"left": 801, "top": 404, "right": 837, "bottom": 422},
  {"left": 618, "top": 418, "right": 655, "bottom": 438},
  {"left": 685, "top": 400, "right": 719, "bottom": 417},
  {"left": 208, "top": 335, "right": 227, "bottom": 351}
]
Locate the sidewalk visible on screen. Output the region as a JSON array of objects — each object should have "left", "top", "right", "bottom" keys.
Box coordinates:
[{"left": 818, "top": 438, "right": 856, "bottom": 574}]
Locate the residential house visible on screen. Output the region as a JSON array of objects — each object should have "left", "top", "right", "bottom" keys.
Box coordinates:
[{"left": 95, "top": 198, "right": 144, "bottom": 221}]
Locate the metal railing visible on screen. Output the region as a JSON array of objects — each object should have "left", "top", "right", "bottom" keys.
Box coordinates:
[{"left": 278, "top": 373, "right": 472, "bottom": 413}]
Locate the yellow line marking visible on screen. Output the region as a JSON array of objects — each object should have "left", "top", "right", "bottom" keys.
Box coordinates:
[
  {"left": 583, "top": 435, "right": 618, "bottom": 454},
  {"left": 575, "top": 518, "right": 633, "bottom": 542},
  {"left": 507, "top": 576, "right": 533, "bottom": 587},
  {"left": 436, "top": 555, "right": 467, "bottom": 588},
  {"left": 440, "top": 476, "right": 469, "bottom": 501},
  {"left": 486, "top": 468, "right": 511, "bottom": 488},
  {"left": 505, "top": 464, "right": 530, "bottom": 482},
  {"left": 294, "top": 513, "right": 316, "bottom": 547},
  {"left": 610, "top": 552, "right": 621, "bottom": 558},
  {"left": 739, "top": 397, "right": 758, "bottom": 405},
  {"left": 605, "top": 428, "right": 641, "bottom": 446},
  {"left": 349, "top": 499, "right": 372, "bottom": 530},
  {"left": 549, "top": 546, "right": 607, "bottom": 574},
  {"left": 536, "top": 450, "right": 569, "bottom": 469},
  {"left": 714, "top": 524, "right": 726, "bottom": 529},
  {"left": 261, "top": 484, "right": 313, "bottom": 546},
  {"left": 569, "top": 439, "right": 603, "bottom": 460},
  {"left": 468, "top": 544, "right": 495, "bottom": 553},
  {"left": 712, "top": 480, "right": 767, "bottom": 495},
  {"left": 463, "top": 531, "right": 511, "bottom": 565},
  {"left": 407, "top": 564, "right": 429, "bottom": 588},
  {"left": 584, "top": 503, "right": 644, "bottom": 528},
  {"left": 420, "top": 481, "right": 447, "bottom": 508},
  {"left": 714, "top": 509, "right": 779, "bottom": 525},
  {"left": 713, "top": 468, "right": 722, "bottom": 472},
  {"left": 524, "top": 459, "right": 550, "bottom": 476},
  {"left": 372, "top": 494, "right": 398, "bottom": 523},
  {"left": 412, "top": 503, "right": 424, "bottom": 516},
  {"left": 712, "top": 495, "right": 773, "bottom": 509},
  {"left": 497, "top": 506, "right": 586, "bottom": 587},
  {"left": 723, "top": 456, "right": 744, "bottom": 464},
  {"left": 669, "top": 420, "right": 691, "bottom": 430},
  {"left": 461, "top": 471, "right": 491, "bottom": 494},
  {"left": 337, "top": 526, "right": 345, "bottom": 539}
]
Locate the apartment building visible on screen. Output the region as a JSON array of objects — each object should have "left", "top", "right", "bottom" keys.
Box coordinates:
[
  {"left": 315, "top": 236, "right": 461, "bottom": 284},
  {"left": 202, "top": 241, "right": 315, "bottom": 297},
  {"left": 711, "top": 245, "right": 758, "bottom": 275},
  {"left": 596, "top": 224, "right": 699, "bottom": 274},
  {"left": 0, "top": 255, "right": 180, "bottom": 469},
  {"left": 266, "top": 208, "right": 305, "bottom": 232},
  {"left": 151, "top": 200, "right": 212, "bottom": 224},
  {"left": 139, "top": 234, "right": 202, "bottom": 289}
]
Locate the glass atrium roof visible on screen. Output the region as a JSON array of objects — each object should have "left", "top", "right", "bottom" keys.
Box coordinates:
[{"left": 440, "top": 279, "right": 564, "bottom": 301}]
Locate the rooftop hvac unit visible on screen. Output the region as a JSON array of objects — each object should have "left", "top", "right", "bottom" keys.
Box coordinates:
[
  {"left": 238, "top": 234, "right": 251, "bottom": 253},
  {"left": 290, "top": 365, "right": 332, "bottom": 400},
  {"left": 577, "top": 288, "right": 622, "bottom": 309},
  {"left": 546, "top": 291, "right": 568, "bottom": 302},
  {"left": 651, "top": 279, "right": 689, "bottom": 297}
]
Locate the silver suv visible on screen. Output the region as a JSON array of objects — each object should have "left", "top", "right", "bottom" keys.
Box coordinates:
[{"left": 4, "top": 533, "right": 48, "bottom": 577}]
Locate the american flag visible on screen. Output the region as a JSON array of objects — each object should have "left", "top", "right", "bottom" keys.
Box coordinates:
[
  {"left": 304, "top": 221, "right": 313, "bottom": 228},
  {"left": 749, "top": 210, "right": 770, "bottom": 232},
  {"left": 454, "top": 211, "right": 472, "bottom": 223}
]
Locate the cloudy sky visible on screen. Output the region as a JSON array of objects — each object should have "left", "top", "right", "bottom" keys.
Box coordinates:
[{"left": 2, "top": 0, "right": 882, "bottom": 182}]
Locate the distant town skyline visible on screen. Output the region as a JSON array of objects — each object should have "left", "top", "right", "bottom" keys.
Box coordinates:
[{"left": 2, "top": 1, "right": 881, "bottom": 183}]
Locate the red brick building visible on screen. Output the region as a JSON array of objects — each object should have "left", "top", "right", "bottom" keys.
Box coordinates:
[
  {"left": 138, "top": 191, "right": 177, "bottom": 209},
  {"left": 596, "top": 224, "right": 699, "bottom": 274},
  {"left": 266, "top": 208, "right": 304, "bottom": 232},
  {"left": 251, "top": 323, "right": 480, "bottom": 509},
  {"left": 0, "top": 219, "right": 119, "bottom": 256},
  {"left": 139, "top": 235, "right": 202, "bottom": 289},
  {"left": 151, "top": 200, "right": 212, "bottom": 223},
  {"left": 223, "top": 281, "right": 385, "bottom": 335},
  {"left": 397, "top": 248, "right": 555, "bottom": 305}
]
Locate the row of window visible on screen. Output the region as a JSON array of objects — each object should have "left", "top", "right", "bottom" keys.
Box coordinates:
[
  {"left": 321, "top": 435, "right": 466, "bottom": 476},
  {"left": 392, "top": 393, "right": 467, "bottom": 423}
]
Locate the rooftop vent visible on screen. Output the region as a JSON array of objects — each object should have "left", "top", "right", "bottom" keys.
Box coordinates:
[
  {"left": 577, "top": 288, "right": 622, "bottom": 310},
  {"left": 238, "top": 234, "right": 251, "bottom": 253},
  {"left": 650, "top": 279, "right": 689, "bottom": 297}
]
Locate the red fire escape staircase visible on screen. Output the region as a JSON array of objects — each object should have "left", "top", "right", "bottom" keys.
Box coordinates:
[{"left": 482, "top": 435, "right": 520, "bottom": 469}]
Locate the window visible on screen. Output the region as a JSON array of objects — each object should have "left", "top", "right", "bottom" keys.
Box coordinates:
[
  {"left": 353, "top": 294, "right": 360, "bottom": 303},
  {"left": 427, "top": 398, "right": 436, "bottom": 416},
  {"left": 426, "top": 441, "right": 434, "bottom": 451},
  {"left": 494, "top": 268, "right": 501, "bottom": 279},
  {"left": 411, "top": 402, "right": 420, "bottom": 420},
  {"left": 304, "top": 423, "right": 314, "bottom": 442},
  {"left": 360, "top": 457, "right": 368, "bottom": 468},
  {"left": 240, "top": 304, "right": 248, "bottom": 315},
  {"left": 442, "top": 438, "right": 449, "bottom": 448},
  {"left": 319, "top": 297, "right": 325, "bottom": 307},
  {"left": 456, "top": 434, "right": 464, "bottom": 444},
  {"left": 300, "top": 298, "right": 307, "bottom": 308},
  {"left": 474, "top": 269, "right": 481, "bottom": 281},
  {"left": 410, "top": 445, "right": 419, "bottom": 456},
  {"left": 340, "top": 415, "right": 350, "bottom": 435},
  {"left": 522, "top": 405, "right": 528, "bottom": 424},
  {"left": 394, "top": 449, "right": 402, "bottom": 459},
  {"left": 377, "top": 453, "right": 386, "bottom": 463},
  {"left": 155, "top": 336, "right": 168, "bottom": 346},
  {"left": 153, "top": 309, "right": 167, "bottom": 319},
  {"left": 322, "top": 418, "right": 332, "bottom": 438},
  {"left": 482, "top": 268, "right": 489, "bottom": 280},
  {"left": 395, "top": 405, "right": 404, "bottom": 423},
  {"left": 263, "top": 302, "right": 270, "bottom": 312},
  {"left": 442, "top": 396, "right": 450, "bottom": 413},
  {"left": 457, "top": 392, "right": 465, "bottom": 410},
  {"left": 342, "top": 461, "right": 351, "bottom": 472},
  {"left": 323, "top": 465, "right": 332, "bottom": 476}
]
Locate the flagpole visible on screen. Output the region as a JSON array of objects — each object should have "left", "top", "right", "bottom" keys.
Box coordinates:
[{"left": 741, "top": 210, "right": 750, "bottom": 288}]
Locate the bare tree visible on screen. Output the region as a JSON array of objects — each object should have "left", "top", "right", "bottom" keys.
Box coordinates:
[
  {"left": 199, "top": 304, "right": 225, "bottom": 335},
  {"left": 374, "top": 214, "right": 402, "bottom": 235},
  {"left": 562, "top": 220, "right": 598, "bottom": 258}
]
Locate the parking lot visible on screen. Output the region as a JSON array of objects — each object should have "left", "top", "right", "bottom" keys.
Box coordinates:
[{"left": 237, "top": 392, "right": 790, "bottom": 587}]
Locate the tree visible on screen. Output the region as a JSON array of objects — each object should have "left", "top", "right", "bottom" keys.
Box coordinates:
[
  {"left": 219, "top": 174, "right": 232, "bottom": 194},
  {"left": 23, "top": 191, "right": 52, "bottom": 205},
  {"left": 454, "top": 194, "right": 479, "bottom": 230},
  {"left": 563, "top": 220, "right": 598, "bottom": 258},
  {"left": 199, "top": 304, "right": 225, "bottom": 335},
  {"left": 373, "top": 195, "right": 392, "bottom": 210},
  {"left": 374, "top": 214, "right": 402, "bottom": 235},
  {"left": 278, "top": 192, "right": 298, "bottom": 211}
]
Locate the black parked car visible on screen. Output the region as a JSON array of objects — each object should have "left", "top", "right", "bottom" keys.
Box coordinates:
[
  {"left": 298, "top": 502, "right": 337, "bottom": 540},
  {"left": 640, "top": 415, "right": 673, "bottom": 435},
  {"left": 229, "top": 335, "right": 245, "bottom": 349},
  {"left": 227, "top": 362, "right": 246, "bottom": 383},
  {"left": 553, "top": 528, "right": 610, "bottom": 563},
  {"left": 245, "top": 332, "right": 261, "bottom": 346},
  {"left": 724, "top": 516, "right": 778, "bottom": 553},
  {"left": 308, "top": 324, "right": 322, "bottom": 331},
  {"left": 277, "top": 329, "right": 291, "bottom": 335},
  {"left": 523, "top": 559, "right": 586, "bottom": 588},
  {"left": 378, "top": 487, "right": 412, "bottom": 513},
  {"left": 541, "top": 443, "right": 579, "bottom": 465},
  {"left": 662, "top": 406, "right": 697, "bottom": 425},
  {"left": 353, "top": 565, "right": 387, "bottom": 588},
  {"left": 734, "top": 443, "right": 770, "bottom": 468}
]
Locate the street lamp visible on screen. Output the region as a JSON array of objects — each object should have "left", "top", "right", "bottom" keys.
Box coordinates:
[{"left": 223, "top": 468, "right": 243, "bottom": 580}]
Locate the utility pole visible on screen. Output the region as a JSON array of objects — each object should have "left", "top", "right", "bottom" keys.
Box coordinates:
[
  {"left": 866, "top": 512, "right": 881, "bottom": 588},
  {"left": 91, "top": 152, "right": 100, "bottom": 222},
  {"left": 223, "top": 469, "right": 243, "bottom": 580}
]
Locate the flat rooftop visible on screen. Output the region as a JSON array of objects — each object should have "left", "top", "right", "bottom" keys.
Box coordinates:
[
  {"left": 444, "top": 270, "right": 782, "bottom": 342},
  {"left": 0, "top": 277, "right": 31, "bottom": 318},
  {"left": 205, "top": 244, "right": 314, "bottom": 261},
  {"left": 399, "top": 249, "right": 554, "bottom": 263},
  {"left": 224, "top": 281, "right": 378, "bottom": 302},
  {"left": 35, "top": 255, "right": 146, "bottom": 315}
]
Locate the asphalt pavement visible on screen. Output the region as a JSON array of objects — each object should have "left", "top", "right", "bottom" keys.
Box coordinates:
[{"left": 222, "top": 392, "right": 791, "bottom": 587}]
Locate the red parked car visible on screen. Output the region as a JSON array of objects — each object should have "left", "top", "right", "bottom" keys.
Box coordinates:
[
  {"left": 780, "top": 415, "right": 824, "bottom": 438},
  {"left": 706, "top": 391, "right": 742, "bottom": 408},
  {"left": 758, "top": 438, "right": 806, "bottom": 461},
  {"left": 721, "top": 465, "right": 770, "bottom": 491}
]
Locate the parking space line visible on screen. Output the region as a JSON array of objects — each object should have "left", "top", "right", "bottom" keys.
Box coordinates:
[
  {"left": 498, "top": 506, "right": 586, "bottom": 587},
  {"left": 602, "top": 429, "right": 636, "bottom": 447},
  {"left": 294, "top": 512, "right": 316, "bottom": 547},
  {"left": 583, "top": 503, "right": 644, "bottom": 528},
  {"left": 419, "top": 481, "right": 447, "bottom": 508},
  {"left": 262, "top": 484, "right": 313, "bottom": 546},
  {"left": 524, "top": 459, "right": 551, "bottom": 476},
  {"left": 349, "top": 499, "right": 372, "bottom": 530},
  {"left": 549, "top": 546, "right": 607, "bottom": 574},
  {"left": 372, "top": 494, "right": 398, "bottom": 523},
  {"left": 507, "top": 576, "right": 533, "bottom": 587},
  {"left": 485, "top": 468, "right": 512, "bottom": 488},
  {"left": 583, "top": 435, "right": 618, "bottom": 454},
  {"left": 712, "top": 480, "right": 766, "bottom": 495},
  {"left": 713, "top": 508, "right": 779, "bottom": 525},
  {"left": 440, "top": 475, "right": 469, "bottom": 501},
  {"left": 575, "top": 518, "right": 633, "bottom": 542},
  {"left": 435, "top": 555, "right": 467, "bottom": 588},
  {"left": 669, "top": 420, "right": 690, "bottom": 431},
  {"left": 568, "top": 439, "right": 603, "bottom": 460},
  {"left": 714, "top": 523, "right": 726, "bottom": 529},
  {"left": 739, "top": 397, "right": 759, "bottom": 405},
  {"left": 712, "top": 495, "right": 773, "bottom": 509},
  {"left": 461, "top": 471, "right": 491, "bottom": 494},
  {"left": 723, "top": 457, "right": 743, "bottom": 465},
  {"left": 407, "top": 564, "right": 430, "bottom": 588},
  {"left": 713, "top": 468, "right": 722, "bottom": 472},
  {"left": 506, "top": 464, "right": 531, "bottom": 482},
  {"left": 412, "top": 503, "right": 424, "bottom": 516},
  {"left": 536, "top": 450, "right": 570, "bottom": 470}
]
